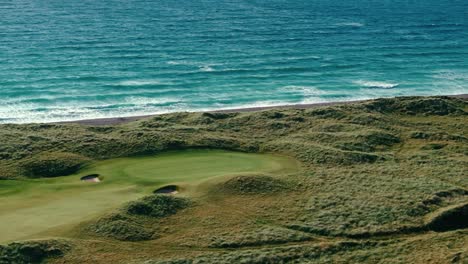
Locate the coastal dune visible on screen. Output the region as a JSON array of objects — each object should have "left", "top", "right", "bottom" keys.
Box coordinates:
[{"left": 56, "top": 94, "right": 468, "bottom": 126}]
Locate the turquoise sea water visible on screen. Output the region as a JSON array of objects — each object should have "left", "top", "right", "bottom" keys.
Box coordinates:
[{"left": 1, "top": 0, "right": 467, "bottom": 123}]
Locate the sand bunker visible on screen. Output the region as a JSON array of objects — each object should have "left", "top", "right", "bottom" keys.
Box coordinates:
[
  {"left": 154, "top": 185, "right": 178, "bottom": 194},
  {"left": 80, "top": 174, "right": 101, "bottom": 182}
]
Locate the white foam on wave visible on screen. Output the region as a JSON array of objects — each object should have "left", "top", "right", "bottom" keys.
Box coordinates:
[
  {"left": 354, "top": 80, "right": 399, "bottom": 89},
  {"left": 118, "top": 80, "right": 163, "bottom": 86},
  {"left": 167, "top": 60, "right": 221, "bottom": 72},
  {"left": 199, "top": 65, "right": 215, "bottom": 72},
  {"left": 284, "top": 55, "right": 321, "bottom": 61},
  {"left": 167, "top": 61, "right": 181, "bottom": 65},
  {"left": 0, "top": 104, "right": 95, "bottom": 124},
  {"left": 432, "top": 70, "right": 468, "bottom": 93},
  {"left": 0, "top": 95, "right": 187, "bottom": 123},
  {"left": 433, "top": 70, "right": 468, "bottom": 82},
  {"left": 3, "top": 99, "right": 192, "bottom": 123},
  {"left": 337, "top": 22, "right": 365, "bottom": 28},
  {"left": 123, "top": 96, "right": 181, "bottom": 106},
  {"left": 280, "top": 85, "right": 324, "bottom": 96},
  {"left": 167, "top": 60, "right": 194, "bottom": 65},
  {"left": 194, "top": 100, "right": 301, "bottom": 113}
]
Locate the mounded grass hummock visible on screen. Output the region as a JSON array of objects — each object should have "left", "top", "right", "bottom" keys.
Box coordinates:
[
  {"left": 217, "top": 175, "right": 290, "bottom": 195},
  {"left": 0, "top": 240, "right": 70, "bottom": 264},
  {"left": 90, "top": 194, "right": 191, "bottom": 241},
  {"left": 92, "top": 213, "right": 154, "bottom": 241},
  {"left": 125, "top": 195, "right": 190, "bottom": 218},
  {"left": 20, "top": 152, "right": 90, "bottom": 178}
]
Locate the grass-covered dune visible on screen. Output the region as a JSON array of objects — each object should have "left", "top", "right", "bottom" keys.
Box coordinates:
[{"left": 0, "top": 96, "right": 467, "bottom": 264}]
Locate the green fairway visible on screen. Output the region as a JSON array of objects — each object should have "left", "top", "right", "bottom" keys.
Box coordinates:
[{"left": 0, "top": 150, "right": 298, "bottom": 243}]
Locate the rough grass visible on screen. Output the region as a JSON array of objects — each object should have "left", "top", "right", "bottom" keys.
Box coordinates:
[
  {"left": 91, "top": 214, "right": 154, "bottom": 241},
  {"left": 209, "top": 226, "right": 312, "bottom": 248},
  {"left": 363, "top": 96, "right": 467, "bottom": 115},
  {"left": 90, "top": 195, "right": 190, "bottom": 241},
  {"left": 148, "top": 241, "right": 379, "bottom": 264},
  {"left": 0, "top": 96, "right": 466, "bottom": 263},
  {"left": 20, "top": 152, "right": 90, "bottom": 178},
  {"left": 125, "top": 195, "right": 190, "bottom": 218},
  {"left": 217, "top": 175, "right": 289, "bottom": 195},
  {"left": 0, "top": 240, "right": 70, "bottom": 264}
]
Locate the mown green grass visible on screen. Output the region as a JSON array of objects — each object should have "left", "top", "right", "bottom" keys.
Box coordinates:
[{"left": 0, "top": 150, "right": 298, "bottom": 243}]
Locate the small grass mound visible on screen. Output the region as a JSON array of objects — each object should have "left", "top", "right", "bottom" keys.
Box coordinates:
[
  {"left": 92, "top": 214, "right": 154, "bottom": 241},
  {"left": 361, "top": 131, "right": 401, "bottom": 147},
  {"left": 20, "top": 152, "right": 90, "bottom": 178},
  {"left": 421, "top": 143, "right": 446, "bottom": 150},
  {"left": 336, "top": 131, "right": 400, "bottom": 152},
  {"left": 91, "top": 195, "right": 191, "bottom": 241},
  {"left": 0, "top": 240, "right": 70, "bottom": 264},
  {"left": 305, "top": 108, "right": 346, "bottom": 119},
  {"left": 202, "top": 112, "right": 237, "bottom": 119},
  {"left": 365, "top": 97, "right": 467, "bottom": 116},
  {"left": 219, "top": 175, "right": 289, "bottom": 195},
  {"left": 422, "top": 188, "right": 468, "bottom": 206},
  {"left": 403, "top": 98, "right": 466, "bottom": 115},
  {"left": 125, "top": 194, "right": 190, "bottom": 218},
  {"left": 406, "top": 188, "right": 468, "bottom": 217},
  {"left": 264, "top": 111, "right": 286, "bottom": 119}
]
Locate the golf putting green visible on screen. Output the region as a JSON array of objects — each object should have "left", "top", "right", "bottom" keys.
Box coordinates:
[{"left": 0, "top": 150, "right": 298, "bottom": 243}]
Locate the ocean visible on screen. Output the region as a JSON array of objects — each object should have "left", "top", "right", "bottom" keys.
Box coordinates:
[{"left": 1, "top": 0, "right": 467, "bottom": 123}]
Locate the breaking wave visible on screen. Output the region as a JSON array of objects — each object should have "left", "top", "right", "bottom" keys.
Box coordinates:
[{"left": 354, "top": 80, "right": 400, "bottom": 89}]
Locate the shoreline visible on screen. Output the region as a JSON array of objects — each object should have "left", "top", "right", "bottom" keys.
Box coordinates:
[{"left": 55, "top": 94, "right": 468, "bottom": 126}]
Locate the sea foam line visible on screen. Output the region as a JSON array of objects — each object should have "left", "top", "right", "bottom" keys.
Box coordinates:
[
  {"left": 354, "top": 80, "right": 399, "bottom": 89},
  {"left": 117, "top": 80, "right": 163, "bottom": 86},
  {"left": 336, "top": 22, "right": 365, "bottom": 28},
  {"left": 280, "top": 85, "right": 324, "bottom": 96}
]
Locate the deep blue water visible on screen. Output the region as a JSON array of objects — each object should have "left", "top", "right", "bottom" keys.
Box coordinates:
[{"left": 1, "top": 0, "right": 467, "bottom": 123}]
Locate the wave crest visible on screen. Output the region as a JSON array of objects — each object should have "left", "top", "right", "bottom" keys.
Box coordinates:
[
  {"left": 199, "top": 65, "right": 215, "bottom": 72},
  {"left": 354, "top": 80, "right": 399, "bottom": 89},
  {"left": 280, "top": 85, "right": 324, "bottom": 96},
  {"left": 118, "top": 80, "right": 162, "bottom": 86},
  {"left": 336, "top": 22, "right": 364, "bottom": 27}
]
